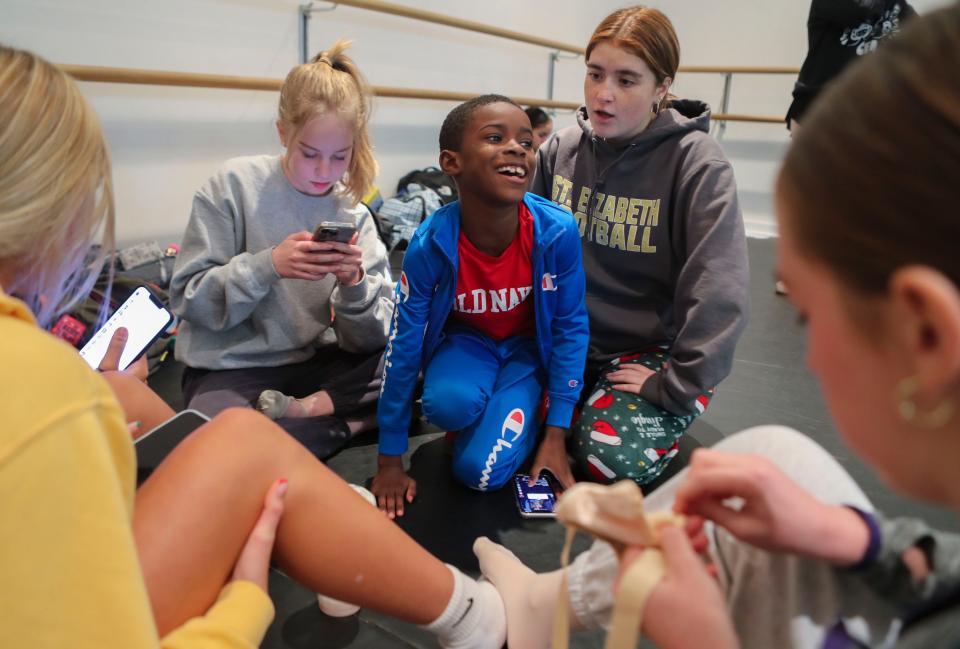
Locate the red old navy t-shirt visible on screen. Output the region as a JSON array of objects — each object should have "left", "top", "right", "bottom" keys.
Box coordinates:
[{"left": 450, "top": 204, "right": 535, "bottom": 340}]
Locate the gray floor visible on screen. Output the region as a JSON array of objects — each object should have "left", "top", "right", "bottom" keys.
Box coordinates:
[{"left": 149, "top": 237, "right": 957, "bottom": 648}]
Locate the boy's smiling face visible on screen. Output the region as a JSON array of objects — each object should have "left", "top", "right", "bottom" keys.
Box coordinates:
[{"left": 440, "top": 102, "right": 536, "bottom": 207}]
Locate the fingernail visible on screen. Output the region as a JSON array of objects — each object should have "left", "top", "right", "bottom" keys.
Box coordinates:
[{"left": 277, "top": 478, "right": 289, "bottom": 495}]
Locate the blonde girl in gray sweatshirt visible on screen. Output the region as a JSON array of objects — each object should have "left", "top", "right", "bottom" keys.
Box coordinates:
[{"left": 170, "top": 41, "right": 392, "bottom": 457}]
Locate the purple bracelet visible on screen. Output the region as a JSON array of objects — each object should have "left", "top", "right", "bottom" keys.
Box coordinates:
[{"left": 844, "top": 505, "right": 882, "bottom": 571}]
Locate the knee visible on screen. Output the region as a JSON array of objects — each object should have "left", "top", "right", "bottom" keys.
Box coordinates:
[
  {"left": 212, "top": 406, "right": 270, "bottom": 430},
  {"left": 421, "top": 382, "right": 487, "bottom": 430},
  {"left": 452, "top": 451, "right": 511, "bottom": 491},
  {"left": 571, "top": 416, "right": 684, "bottom": 485},
  {"left": 192, "top": 408, "right": 287, "bottom": 454},
  {"left": 716, "top": 424, "right": 825, "bottom": 458},
  {"left": 451, "top": 436, "right": 525, "bottom": 492}
]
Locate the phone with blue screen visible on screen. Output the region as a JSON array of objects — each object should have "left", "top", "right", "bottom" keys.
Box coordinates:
[{"left": 514, "top": 473, "right": 559, "bottom": 518}]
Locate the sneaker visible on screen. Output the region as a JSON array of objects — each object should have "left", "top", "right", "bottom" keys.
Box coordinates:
[
  {"left": 317, "top": 594, "right": 361, "bottom": 617},
  {"left": 349, "top": 483, "right": 376, "bottom": 507}
]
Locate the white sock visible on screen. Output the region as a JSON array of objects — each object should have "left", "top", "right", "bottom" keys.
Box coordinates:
[
  {"left": 474, "top": 536, "right": 577, "bottom": 649},
  {"left": 423, "top": 564, "right": 506, "bottom": 649}
]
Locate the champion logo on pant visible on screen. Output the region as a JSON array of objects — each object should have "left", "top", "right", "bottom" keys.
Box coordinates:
[
  {"left": 477, "top": 408, "right": 526, "bottom": 491},
  {"left": 502, "top": 408, "right": 524, "bottom": 442},
  {"left": 398, "top": 271, "right": 410, "bottom": 303}
]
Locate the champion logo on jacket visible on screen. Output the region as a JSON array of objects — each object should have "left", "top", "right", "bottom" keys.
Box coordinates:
[{"left": 399, "top": 271, "right": 410, "bottom": 303}]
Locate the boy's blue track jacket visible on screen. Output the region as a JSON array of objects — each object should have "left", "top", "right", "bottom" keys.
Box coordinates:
[{"left": 377, "top": 192, "right": 589, "bottom": 456}]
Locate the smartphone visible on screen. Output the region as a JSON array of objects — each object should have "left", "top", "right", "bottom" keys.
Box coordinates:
[
  {"left": 135, "top": 409, "right": 210, "bottom": 485},
  {"left": 514, "top": 473, "right": 559, "bottom": 518},
  {"left": 313, "top": 221, "right": 357, "bottom": 243},
  {"left": 78, "top": 286, "right": 173, "bottom": 371}
]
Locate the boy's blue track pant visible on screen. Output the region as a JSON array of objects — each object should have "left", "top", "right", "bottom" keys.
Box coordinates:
[{"left": 421, "top": 327, "right": 544, "bottom": 491}]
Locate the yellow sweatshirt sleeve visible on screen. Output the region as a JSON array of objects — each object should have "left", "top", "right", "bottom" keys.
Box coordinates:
[{"left": 160, "top": 581, "right": 275, "bottom": 649}]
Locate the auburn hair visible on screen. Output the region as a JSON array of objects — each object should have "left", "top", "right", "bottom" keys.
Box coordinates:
[{"left": 587, "top": 6, "right": 680, "bottom": 110}]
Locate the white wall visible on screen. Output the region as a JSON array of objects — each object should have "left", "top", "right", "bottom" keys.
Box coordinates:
[{"left": 2, "top": 0, "right": 951, "bottom": 244}]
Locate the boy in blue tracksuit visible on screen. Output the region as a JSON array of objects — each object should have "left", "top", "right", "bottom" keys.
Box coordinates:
[{"left": 372, "top": 95, "right": 588, "bottom": 517}]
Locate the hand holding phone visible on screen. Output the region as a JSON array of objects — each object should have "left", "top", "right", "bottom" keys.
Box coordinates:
[
  {"left": 514, "top": 472, "right": 559, "bottom": 518},
  {"left": 79, "top": 286, "right": 173, "bottom": 372},
  {"left": 313, "top": 221, "right": 363, "bottom": 286},
  {"left": 272, "top": 227, "right": 362, "bottom": 284}
]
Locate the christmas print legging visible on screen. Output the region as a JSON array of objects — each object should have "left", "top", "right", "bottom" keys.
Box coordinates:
[{"left": 570, "top": 350, "right": 712, "bottom": 485}]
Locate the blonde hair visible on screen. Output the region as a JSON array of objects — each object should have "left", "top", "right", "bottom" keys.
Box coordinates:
[
  {"left": 0, "top": 45, "right": 115, "bottom": 327},
  {"left": 278, "top": 39, "right": 377, "bottom": 204}
]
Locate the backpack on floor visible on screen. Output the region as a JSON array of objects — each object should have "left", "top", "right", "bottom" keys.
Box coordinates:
[
  {"left": 396, "top": 166, "right": 458, "bottom": 205},
  {"left": 377, "top": 184, "right": 444, "bottom": 252}
]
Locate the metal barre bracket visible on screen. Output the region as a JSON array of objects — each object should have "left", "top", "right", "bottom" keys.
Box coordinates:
[
  {"left": 300, "top": 1, "right": 339, "bottom": 64},
  {"left": 713, "top": 72, "right": 734, "bottom": 140},
  {"left": 547, "top": 50, "right": 582, "bottom": 113}
]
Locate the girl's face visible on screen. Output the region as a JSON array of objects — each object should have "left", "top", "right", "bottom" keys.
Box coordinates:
[
  {"left": 775, "top": 191, "right": 932, "bottom": 498},
  {"left": 280, "top": 113, "right": 354, "bottom": 196},
  {"left": 532, "top": 118, "right": 553, "bottom": 150},
  {"left": 584, "top": 41, "right": 671, "bottom": 143}
]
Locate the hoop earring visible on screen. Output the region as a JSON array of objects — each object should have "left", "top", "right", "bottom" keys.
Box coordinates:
[
  {"left": 896, "top": 375, "right": 956, "bottom": 429},
  {"left": 652, "top": 98, "right": 661, "bottom": 115}
]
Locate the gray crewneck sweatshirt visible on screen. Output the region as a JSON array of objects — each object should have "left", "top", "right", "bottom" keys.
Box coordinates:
[
  {"left": 532, "top": 101, "right": 750, "bottom": 415},
  {"left": 170, "top": 154, "right": 393, "bottom": 370}
]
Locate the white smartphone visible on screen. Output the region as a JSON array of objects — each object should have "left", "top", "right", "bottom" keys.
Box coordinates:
[
  {"left": 514, "top": 473, "right": 559, "bottom": 518},
  {"left": 78, "top": 286, "right": 173, "bottom": 371}
]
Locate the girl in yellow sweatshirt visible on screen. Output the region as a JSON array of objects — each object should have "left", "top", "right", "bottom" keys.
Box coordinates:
[{"left": 0, "top": 46, "right": 504, "bottom": 649}]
